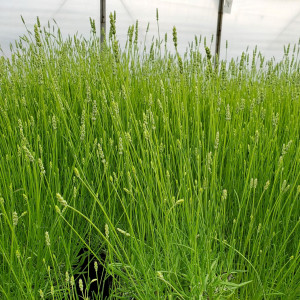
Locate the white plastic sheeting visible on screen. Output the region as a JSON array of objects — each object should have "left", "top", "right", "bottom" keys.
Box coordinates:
[{"left": 0, "top": 0, "right": 300, "bottom": 60}]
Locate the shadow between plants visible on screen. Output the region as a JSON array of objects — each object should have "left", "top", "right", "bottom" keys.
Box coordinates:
[{"left": 70, "top": 247, "right": 113, "bottom": 299}]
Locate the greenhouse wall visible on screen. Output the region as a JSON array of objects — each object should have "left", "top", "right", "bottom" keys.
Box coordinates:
[{"left": 1, "top": 0, "right": 300, "bottom": 59}]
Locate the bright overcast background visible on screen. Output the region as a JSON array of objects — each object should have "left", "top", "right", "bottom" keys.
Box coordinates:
[{"left": 1, "top": 0, "right": 300, "bottom": 60}]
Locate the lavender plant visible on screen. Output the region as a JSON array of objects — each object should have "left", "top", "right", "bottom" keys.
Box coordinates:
[{"left": 0, "top": 16, "right": 299, "bottom": 299}]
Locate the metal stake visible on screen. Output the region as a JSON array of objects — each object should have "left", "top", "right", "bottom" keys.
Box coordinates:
[
  {"left": 100, "top": 0, "right": 106, "bottom": 44},
  {"left": 215, "top": 0, "right": 224, "bottom": 65}
]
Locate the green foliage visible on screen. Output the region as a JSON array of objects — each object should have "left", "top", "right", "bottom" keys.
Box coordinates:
[{"left": 0, "top": 17, "right": 299, "bottom": 299}]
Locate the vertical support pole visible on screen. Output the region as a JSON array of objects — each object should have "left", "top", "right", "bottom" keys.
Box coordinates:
[
  {"left": 215, "top": 0, "right": 224, "bottom": 65},
  {"left": 100, "top": 0, "right": 106, "bottom": 44}
]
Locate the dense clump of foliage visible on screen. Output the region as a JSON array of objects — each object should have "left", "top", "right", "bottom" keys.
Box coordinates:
[{"left": 0, "top": 16, "right": 299, "bottom": 299}]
